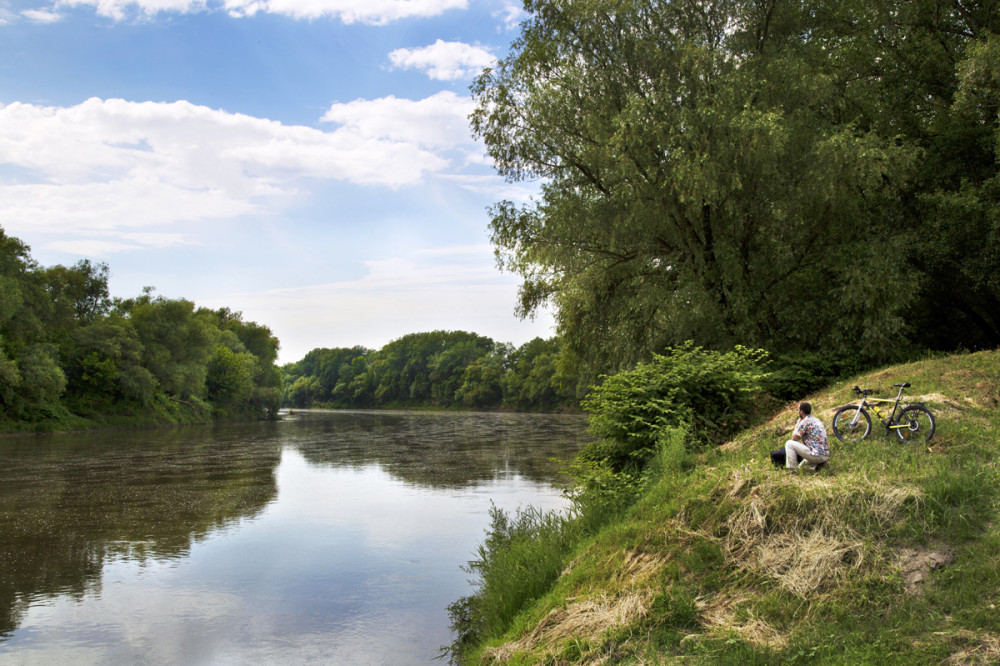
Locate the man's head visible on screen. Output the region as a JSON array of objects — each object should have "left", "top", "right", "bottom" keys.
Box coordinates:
[{"left": 799, "top": 402, "right": 812, "bottom": 417}]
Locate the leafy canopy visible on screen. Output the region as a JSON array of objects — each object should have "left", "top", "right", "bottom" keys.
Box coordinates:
[{"left": 474, "top": 0, "right": 1000, "bottom": 371}]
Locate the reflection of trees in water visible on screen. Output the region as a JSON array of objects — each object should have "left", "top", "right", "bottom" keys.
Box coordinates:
[
  {"left": 0, "top": 423, "right": 281, "bottom": 636},
  {"left": 285, "top": 410, "right": 591, "bottom": 488}
]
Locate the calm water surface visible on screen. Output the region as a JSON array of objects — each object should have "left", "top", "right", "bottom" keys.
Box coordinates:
[{"left": 0, "top": 410, "right": 590, "bottom": 665}]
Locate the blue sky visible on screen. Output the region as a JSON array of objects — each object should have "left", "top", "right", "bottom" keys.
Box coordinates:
[{"left": 0, "top": 0, "right": 554, "bottom": 362}]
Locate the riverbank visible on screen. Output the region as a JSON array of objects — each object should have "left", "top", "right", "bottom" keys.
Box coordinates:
[
  {"left": 459, "top": 349, "right": 1000, "bottom": 663},
  {"left": 0, "top": 394, "right": 218, "bottom": 435}
]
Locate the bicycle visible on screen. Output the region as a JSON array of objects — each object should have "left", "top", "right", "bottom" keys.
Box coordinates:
[{"left": 831, "top": 382, "right": 936, "bottom": 444}]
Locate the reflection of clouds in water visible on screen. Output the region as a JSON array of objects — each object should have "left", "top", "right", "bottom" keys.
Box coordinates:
[
  {"left": 270, "top": 448, "right": 570, "bottom": 551},
  {"left": 0, "top": 430, "right": 281, "bottom": 637},
  {"left": 0, "top": 413, "right": 584, "bottom": 664},
  {"left": 9, "top": 576, "right": 245, "bottom": 665}
]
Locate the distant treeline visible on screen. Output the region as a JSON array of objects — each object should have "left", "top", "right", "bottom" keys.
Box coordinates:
[
  {"left": 1, "top": 227, "right": 281, "bottom": 429},
  {"left": 281, "top": 331, "right": 584, "bottom": 412}
]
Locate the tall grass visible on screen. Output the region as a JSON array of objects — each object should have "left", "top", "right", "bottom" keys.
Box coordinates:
[
  {"left": 448, "top": 349, "right": 1000, "bottom": 664},
  {"left": 445, "top": 428, "right": 691, "bottom": 664}
]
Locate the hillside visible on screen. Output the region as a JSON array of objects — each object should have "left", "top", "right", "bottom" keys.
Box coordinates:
[{"left": 467, "top": 350, "right": 1000, "bottom": 664}]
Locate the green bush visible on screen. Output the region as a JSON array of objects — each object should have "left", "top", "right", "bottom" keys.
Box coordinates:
[{"left": 580, "top": 343, "right": 768, "bottom": 471}]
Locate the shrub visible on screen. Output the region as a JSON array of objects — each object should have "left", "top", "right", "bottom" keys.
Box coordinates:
[{"left": 580, "top": 343, "right": 768, "bottom": 471}]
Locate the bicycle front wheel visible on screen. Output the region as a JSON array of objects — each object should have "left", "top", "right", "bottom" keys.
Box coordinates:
[
  {"left": 895, "top": 405, "right": 936, "bottom": 443},
  {"left": 832, "top": 405, "right": 871, "bottom": 443}
]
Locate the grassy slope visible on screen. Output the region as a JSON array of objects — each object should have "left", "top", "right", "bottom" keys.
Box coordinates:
[{"left": 473, "top": 350, "right": 1000, "bottom": 664}]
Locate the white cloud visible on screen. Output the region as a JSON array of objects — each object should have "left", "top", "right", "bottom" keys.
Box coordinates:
[
  {"left": 54, "top": 0, "right": 465, "bottom": 23},
  {"left": 0, "top": 96, "right": 461, "bottom": 246},
  {"left": 45, "top": 232, "right": 197, "bottom": 256},
  {"left": 321, "top": 91, "right": 476, "bottom": 150},
  {"left": 207, "top": 245, "right": 556, "bottom": 361},
  {"left": 388, "top": 40, "right": 495, "bottom": 81},
  {"left": 21, "top": 8, "right": 64, "bottom": 22},
  {"left": 495, "top": 1, "right": 522, "bottom": 30},
  {"left": 442, "top": 174, "right": 539, "bottom": 203},
  {"left": 47, "top": 239, "right": 144, "bottom": 255}
]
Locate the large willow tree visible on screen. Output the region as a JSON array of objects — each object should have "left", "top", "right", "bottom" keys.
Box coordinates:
[{"left": 473, "top": 0, "right": 1000, "bottom": 371}]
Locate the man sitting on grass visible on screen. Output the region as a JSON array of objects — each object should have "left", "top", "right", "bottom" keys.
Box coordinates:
[{"left": 785, "top": 402, "right": 830, "bottom": 471}]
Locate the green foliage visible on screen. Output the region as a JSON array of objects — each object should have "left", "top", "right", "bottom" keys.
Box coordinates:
[
  {"left": 121, "top": 294, "right": 218, "bottom": 399},
  {"left": 761, "top": 351, "right": 872, "bottom": 401},
  {"left": 474, "top": 0, "right": 1000, "bottom": 373},
  {"left": 455, "top": 350, "right": 507, "bottom": 408},
  {"left": 0, "top": 225, "right": 282, "bottom": 428},
  {"left": 281, "top": 334, "right": 582, "bottom": 411},
  {"left": 13, "top": 344, "right": 66, "bottom": 413},
  {"left": 582, "top": 343, "right": 768, "bottom": 471},
  {"left": 205, "top": 346, "right": 257, "bottom": 411}
]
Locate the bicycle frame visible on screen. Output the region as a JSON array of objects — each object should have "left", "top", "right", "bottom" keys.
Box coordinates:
[{"left": 850, "top": 384, "right": 911, "bottom": 435}]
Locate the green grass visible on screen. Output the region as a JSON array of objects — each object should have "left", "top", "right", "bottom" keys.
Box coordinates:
[{"left": 453, "top": 349, "right": 1000, "bottom": 664}]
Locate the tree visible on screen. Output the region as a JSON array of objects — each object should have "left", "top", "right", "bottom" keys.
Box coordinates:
[
  {"left": 473, "top": 0, "right": 1000, "bottom": 371},
  {"left": 205, "top": 346, "right": 257, "bottom": 411},
  {"left": 63, "top": 315, "right": 157, "bottom": 411},
  {"left": 456, "top": 345, "right": 511, "bottom": 408},
  {"left": 119, "top": 293, "right": 218, "bottom": 399}
]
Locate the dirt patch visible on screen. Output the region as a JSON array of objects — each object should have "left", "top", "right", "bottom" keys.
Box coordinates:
[{"left": 897, "top": 546, "right": 954, "bottom": 595}]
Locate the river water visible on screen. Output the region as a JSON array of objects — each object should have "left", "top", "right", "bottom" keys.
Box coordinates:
[{"left": 0, "top": 410, "right": 590, "bottom": 665}]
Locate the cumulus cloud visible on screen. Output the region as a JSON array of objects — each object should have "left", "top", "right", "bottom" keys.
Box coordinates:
[
  {"left": 0, "top": 95, "right": 472, "bottom": 250},
  {"left": 53, "top": 0, "right": 465, "bottom": 23},
  {"left": 388, "top": 40, "right": 495, "bottom": 81},
  {"left": 321, "top": 91, "right": 476, "bottom": 150}
]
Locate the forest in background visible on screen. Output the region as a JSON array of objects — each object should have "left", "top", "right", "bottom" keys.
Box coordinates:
[
  {"left": 0, "top": 227, "right": 281, "bottom": 430},
  {"left": 280, "top": 332, "right": 583, "bottom": 412}
]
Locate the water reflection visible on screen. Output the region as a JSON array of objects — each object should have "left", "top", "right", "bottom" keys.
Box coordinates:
[
  {"left": 286, "top": 409, "right": 589, "bottom": 486},
  {"left": 0, "top": 411, "right": 588, "bottom": 663},
  {"left": 0, "top": 424, "right": 282, "bottom": 636}
]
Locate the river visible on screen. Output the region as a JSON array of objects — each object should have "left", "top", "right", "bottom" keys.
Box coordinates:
[{"left": 0, "top": 410, "right": 590, "bottom": 665}]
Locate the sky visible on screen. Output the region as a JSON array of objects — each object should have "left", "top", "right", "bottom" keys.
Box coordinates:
[{"left": 0, "top": 0, "right": 555, "bottom": 363}]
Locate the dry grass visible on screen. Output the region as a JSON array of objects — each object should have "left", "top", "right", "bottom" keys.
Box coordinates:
[
  {"left": 945, "top": 630, "right": 1000, "bottom": 665},
  {"left": 483, "top": 589, "right": 654, "bottom": 664},
  {"left": 722, "top": 470, "right": 921, "bottom": 597},
  {"left": 692, "top": 593, "right": 789, "bottom": 649},
  {"left": 483, "top": 548, "right": 666, "bottom": 663},
  {"left": 755, "top": 523, "right": 864, "bottom": 597}
]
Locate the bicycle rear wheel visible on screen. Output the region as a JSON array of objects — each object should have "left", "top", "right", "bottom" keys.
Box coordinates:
[
  {"left": 832, "top": 405, "right": 871, "bottom": 442},
  {"left": 894, "top": 405, "right": 935, "bottom": 443}
]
